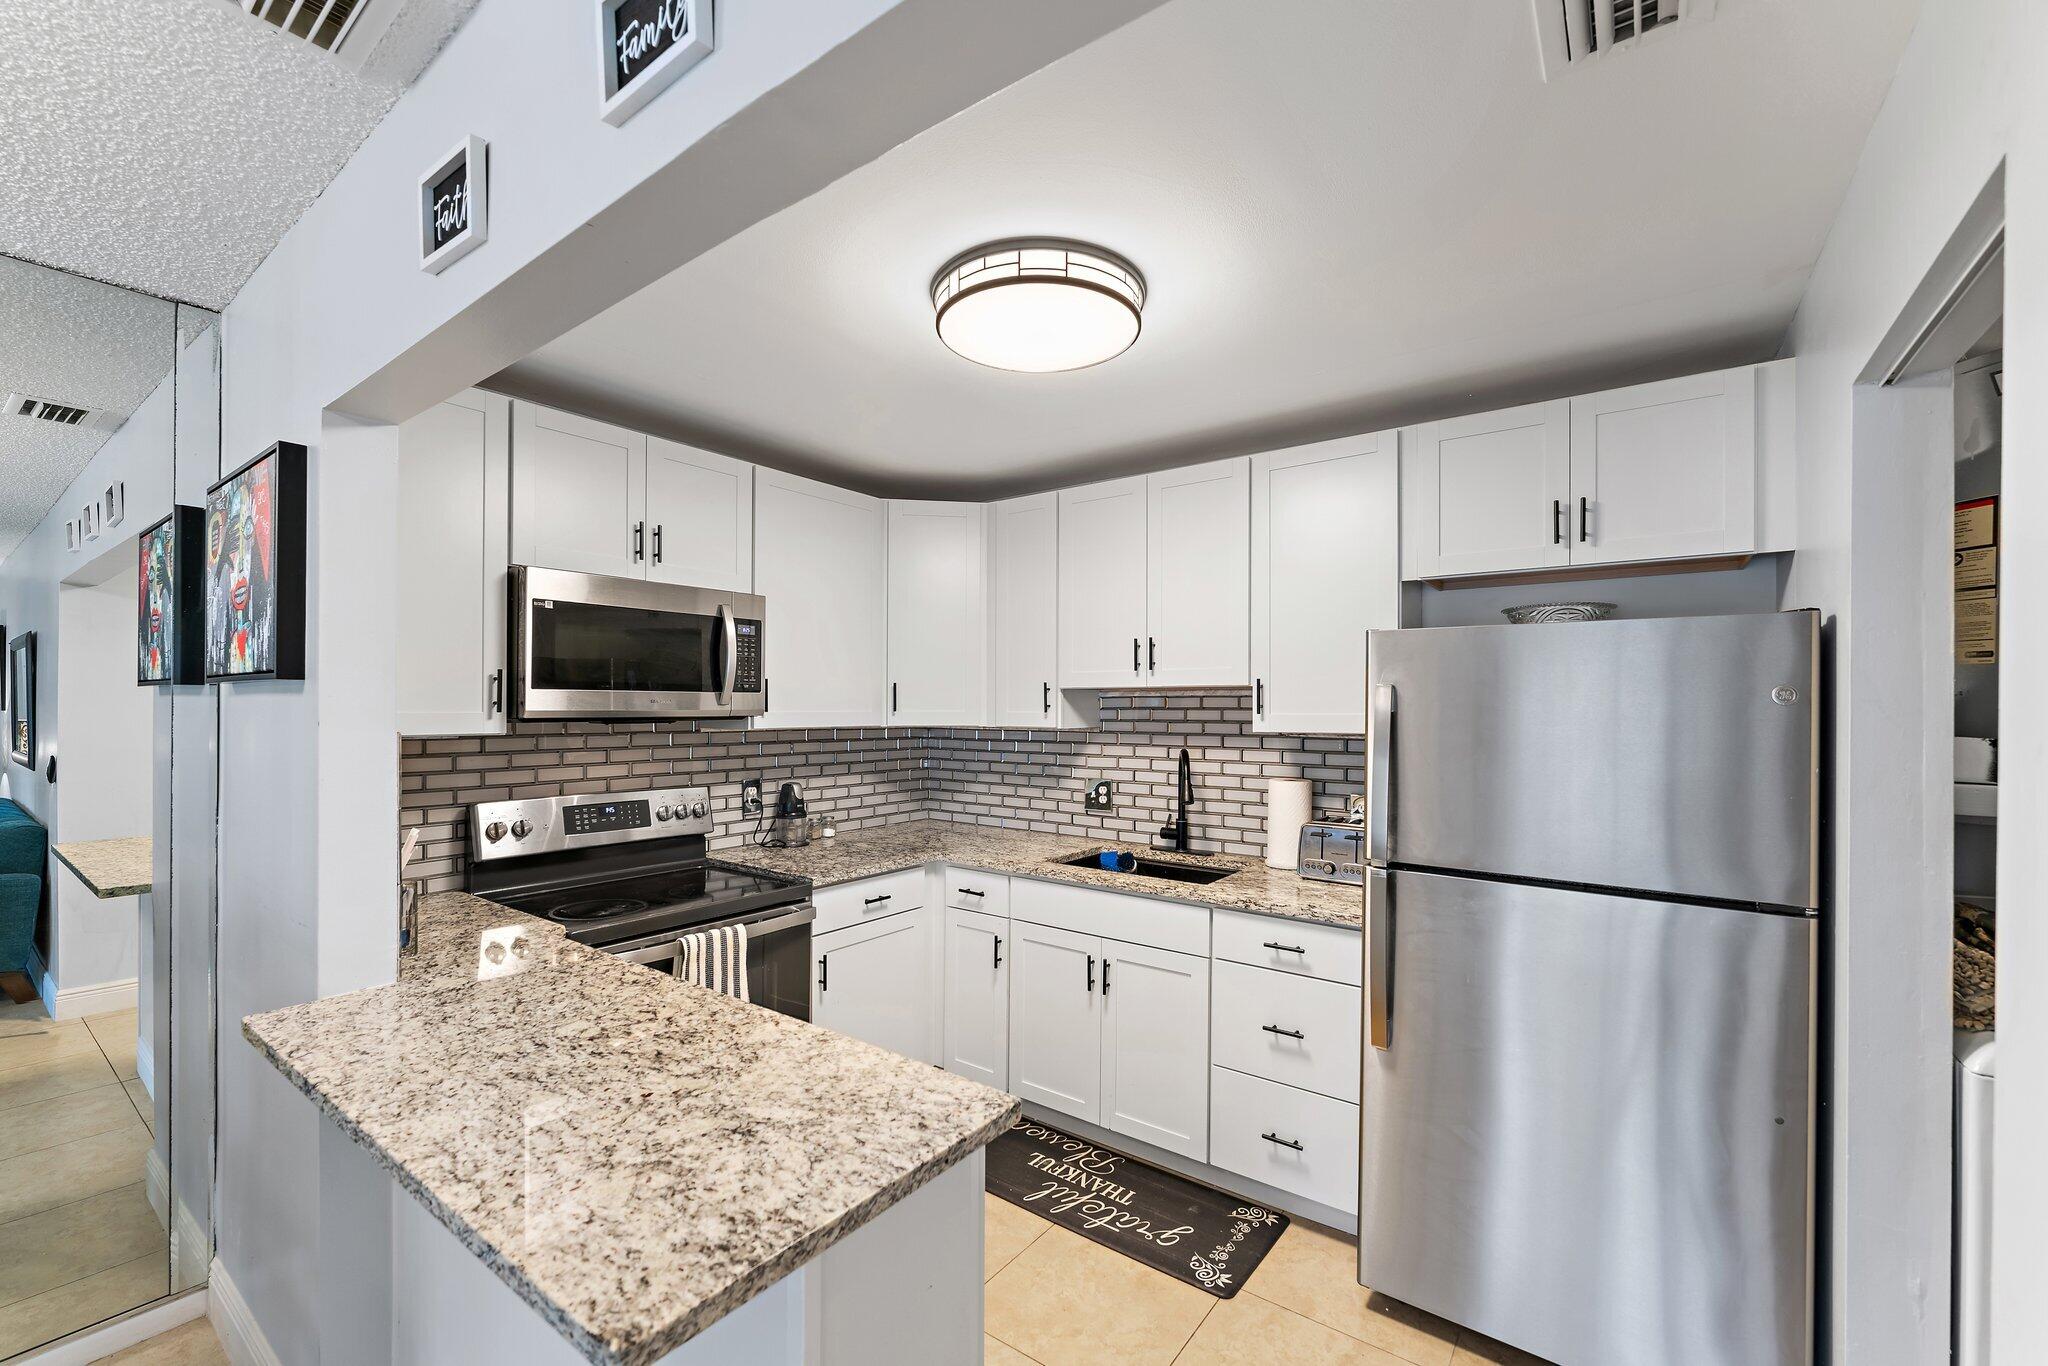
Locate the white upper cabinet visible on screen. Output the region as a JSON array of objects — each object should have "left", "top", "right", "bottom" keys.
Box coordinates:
[
  {"left": 645, "top": 438, "right": 753, "bottom": 591},
  {"left": 1251, "top": 435, "right": 1399, "bottom": 735},
  {"left": 1146, "top": 457, "right": 1251, "bottom": 687},
  {"left": 754, "top": 469, "right": 887, "bottom": 729},
  {"left": 1403, "top": 399, "right": 1571, "bottom": 579},
  {"left": 1057, "top": 476, "right": 1149, "bottom": 689},
  {"left": 510, "top": 402, "right": 647, "bottom": 579},
  {"left": 992, "top": 494, "right": 1094, "bottom": 728},
  {"left": 887, "top": 501, "right": 987, "bottom": 726},
  {"left": 398, "top": 391, "right": 511, "bottom": 737},
  {"left": 1567, "top": 367, "right": 1756, "bottom": 565}
]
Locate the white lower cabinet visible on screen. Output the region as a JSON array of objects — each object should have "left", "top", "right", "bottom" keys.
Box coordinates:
[
  {"left": 1211, "top": 960, "right": 1360, "bottom": 1103},
  {"left": 1008, "top": 920, "right": 1104, "bottom": 1124},
  {"left": 1208, "top": 1066, "right": 1359, "bottom": 1216},
  {"left": 812, "top": 907, "right": 937, "bottom": 1066},
  {"left": 943, "top": 905, "right": 1009, "bottom": 1090},
  {"left": 1100, "top": 942, "right": 1211, "bottom": 1160}
]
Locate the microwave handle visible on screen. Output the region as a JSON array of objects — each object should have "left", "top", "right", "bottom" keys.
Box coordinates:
[{"left": 718, "top": 604, "right": 738, "bottom": 705}]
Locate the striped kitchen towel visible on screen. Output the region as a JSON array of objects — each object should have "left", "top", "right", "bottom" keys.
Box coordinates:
[{"left": 676, "top": 922, "right": 750, "bottom": 1001}]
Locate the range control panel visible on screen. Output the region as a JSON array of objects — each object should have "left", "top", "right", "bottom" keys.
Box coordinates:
[
  {"left": 732, "top": 619, "right": 763, "bottom": 693},
  {"left": 471, "top": 785, "right": 713, "bottom": 861}
]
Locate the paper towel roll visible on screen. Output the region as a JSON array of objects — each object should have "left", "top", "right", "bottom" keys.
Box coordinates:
[{"left": 1266, "top": 777, "right": 1314, "bottom": 869}]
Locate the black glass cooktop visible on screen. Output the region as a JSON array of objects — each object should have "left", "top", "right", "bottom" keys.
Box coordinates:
[{"left": 492, "top": 860, "right": 811, "bottom": 945}]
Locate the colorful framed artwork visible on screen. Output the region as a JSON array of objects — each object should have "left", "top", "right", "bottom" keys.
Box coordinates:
[
  {"left": 206, "top": 442, "right": 307, "bottom": 683},
  {"left": 8, "top": 635, "right": 34, "bottom": 768},
  {"left": 138, "top": 506, "right": 205, "bottom": 686}
]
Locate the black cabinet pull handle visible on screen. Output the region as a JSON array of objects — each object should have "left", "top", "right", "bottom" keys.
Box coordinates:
[
  {"left": 1255, "top": 678, "right": 1264, "bottom": 716},
  {"left": 488, "top": 669, "right": 503, "bottom": 716},
  {"left": 634, "top": 521, "right": 646, "bottom": 561},
  {"left": 1263, "top": 941, "right": 1307, "bottom": 955},
  {"left": 959, "top": 887, "right": 984, "bottom": 897},
  {"left": 1261, "top": 1132, "right": 1305, "bottom": 1152},
  {"left": 892, "top": 682, "right": 898, "bottom": 713},
  {"left": 818, "top": 956, "right": 828, "bottom": 991},
  {"left": 1102, "top": 961, "right": 1111, "bottom": 996},
  {"left": 1262, "top": 1024, "right": 1306, "bottom": 1040},
  {"left": 1132, "top": 637, "right": 1140, "bottom": 673},
  {"left": 1086, "top": 955, "right": 1095, "bottom": 992},
  {"left": 653, "top": 524, "right": 664, "bottom": 563},
  {"left": 864, "top": 895, "right": 891, "bottom": 906},
  {"left": 1579, "top": 497, "right": 1590, "bottom": 543},
  {"left": 1043, "top": 681, "right": 1051, "bottom": 715},
  {"left": 1148, "top": 637, "right": 1157, "bottom": 671},
  {"left": 993, "top": 935, "right": 1003, "bottom": 970},
  {"left": 1551, "top": 500, "right": 1563, "bottom": 545}
]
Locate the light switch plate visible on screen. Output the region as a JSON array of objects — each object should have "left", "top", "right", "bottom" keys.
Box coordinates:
[{"left": 1084, "top": 779, "right": 1116, "bottom": 814}]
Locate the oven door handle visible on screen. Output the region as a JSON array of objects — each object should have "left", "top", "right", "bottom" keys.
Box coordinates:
[
  {"left": 717, "top": 604, "right": 738, "bottom": 706},
  {"left": 605, "top": 904, "right": 816, "bottom": 969}
]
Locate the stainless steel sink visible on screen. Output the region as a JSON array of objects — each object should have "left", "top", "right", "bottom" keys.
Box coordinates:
[{"left": 1060, "top": 853, "right": 1239, "bottom": 886}]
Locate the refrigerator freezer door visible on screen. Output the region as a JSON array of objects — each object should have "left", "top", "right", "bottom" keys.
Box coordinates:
[
  {"left": 1359, "top": 870, "right": 1814, "bottom": 1366},
  {"left": 1367, "top": 610, "right": 1817, "bottom": 909}
]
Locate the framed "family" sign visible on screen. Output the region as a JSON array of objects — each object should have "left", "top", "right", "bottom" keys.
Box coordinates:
[{"left": 598, "top": 0, "right": 716, "bottom": 127}]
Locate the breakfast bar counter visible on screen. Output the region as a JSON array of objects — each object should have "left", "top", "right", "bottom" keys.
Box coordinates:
[{"left": 51, "top": 835, "right": 152, "bottom": 899}]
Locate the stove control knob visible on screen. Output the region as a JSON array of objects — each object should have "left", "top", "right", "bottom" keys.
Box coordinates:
[
  {"left": 484, "top": 821, "right": 508, "bottom": 844},
  {"left": 656, "top": 806, "right": 673, "bottom": 821},
  {"left": 689, "top": 800, "right": 709, "bottom": 819},
  {"left": 510, "top": 820, "right": 532, "bottom": 840}
]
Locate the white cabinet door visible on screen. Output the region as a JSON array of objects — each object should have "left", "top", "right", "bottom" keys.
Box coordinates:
[
  {"left": 1146, "top": 456, "right": 1250, "bottom": 687},
  {"left": 1403, "top": 399, "right": 1570, "bottom": 579},
  {"left": 1008, "top": 921, "right": 1103, "bottom": 1124},
  {"left": 814, "top": 908, "right": 936, "bottom": 1065},
  {"left": 397, "top": 391, "right": 510, "bottom": 737},
  {"left": 943, "top": 906, "right": 1009, "bottom": 1090},
  {"left": 1057, "top": 476, "right": 1148, "bottom": 689},
  {"left": 887, "top": 501, "right": 987, "bottom": 726},
  {"left": 1568, "top": 367, "right": 1757, "bottom": 565},
  {"left": 753, "top": 469, "right": 886, "bottom": 729},
  {"left": 644, "top": 437, "right": 753, "bottom": 591},
  {"left": 1100, "top": 941, "right": 1210, "bottom": 1160},
  {"left": 510, "top": 402, "right": 647, "bottom": 579},
  {"left": 992, "top": 493, "right": 1089, "bottom": 728},
  {"left": 1251, "top": 436, "right": 1398, "bottom": 734}
]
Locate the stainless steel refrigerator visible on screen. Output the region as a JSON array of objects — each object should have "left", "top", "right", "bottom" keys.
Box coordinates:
[{"left": 1360, "top": 611, "right": 1818, "bottom": 1366}]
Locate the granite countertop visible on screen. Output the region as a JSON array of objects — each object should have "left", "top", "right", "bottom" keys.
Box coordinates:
[
  {"left": 245, "top": 892, "right": 1019, "bottom": 1366},
  {"left": 51, "top": 835, "right": 152, "bottom": 899},
  {"left": 728, "top": 819, "right": 1364, "bottom": 929}
]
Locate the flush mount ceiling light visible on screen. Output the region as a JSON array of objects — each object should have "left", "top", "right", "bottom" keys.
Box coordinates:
[{"left": 930, "top": 239, "right": 1146, "bottom": 373}]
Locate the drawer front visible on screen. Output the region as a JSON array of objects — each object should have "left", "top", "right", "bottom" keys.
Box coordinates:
[
  {"left": 1213, "top": 908, "right": 1361, "bottom": 985},
  {"left": 943, "top": 866, "right": 1010, "bottom": 918},
  {"left": 815, "top": 867, "right": 927, "bottom": 936},
  {"left": 1011, "top": 876, "right": 1209, "bottom": 957},
  {"left": 1209, "top": 1066, "right": 1359, "bottom": 1215},
  {"left": 1211, "top": 961, "right": 1361, "bottom": 1102}
]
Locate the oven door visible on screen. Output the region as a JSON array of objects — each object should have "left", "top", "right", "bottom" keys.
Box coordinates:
[
  {"left": 611, "top": 903, "right": 814, "bottom": 1022},
  {"left": 513, "top": 566, "right": 766, "bottom": 719}
]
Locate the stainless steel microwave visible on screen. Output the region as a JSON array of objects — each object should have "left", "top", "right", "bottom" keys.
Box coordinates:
[{"left": 509, "top": 566, "right": 766, "bottom": 720}]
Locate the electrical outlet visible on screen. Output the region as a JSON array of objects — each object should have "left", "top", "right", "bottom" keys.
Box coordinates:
[
  {"left": 740, "top": 778, "right": 763, "bottom": 816},
  {"left": 1084, "top": 778, "right": 1116, "bottom": 814}
]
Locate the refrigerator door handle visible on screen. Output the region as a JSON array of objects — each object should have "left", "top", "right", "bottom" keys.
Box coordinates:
[
  {"left": 1367, "top": 867, "right": 1392, "bottom": 1050},
  {"left": 1367, "top": 684, "right": 1395, "bottom": 865}
]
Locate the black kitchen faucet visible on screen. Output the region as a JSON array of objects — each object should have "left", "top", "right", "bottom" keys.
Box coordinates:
[{"left": 1157, "top": 747, "right": 1193, "bottom": 853}]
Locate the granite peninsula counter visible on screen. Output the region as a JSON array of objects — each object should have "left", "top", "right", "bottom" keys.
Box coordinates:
[
  {"left": 51, "top": 835, "right": 153, "bottom": 899},
  {"left": 725, "top": 818, "right": 1365, "bottom": 929},
  {"left": 245, "top": 892, "right": 1017, "bottom": 1366}
]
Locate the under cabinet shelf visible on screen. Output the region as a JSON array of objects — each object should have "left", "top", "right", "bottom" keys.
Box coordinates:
[{"left": 1956, "top": 782, "right": 1998, "bottom": 824}]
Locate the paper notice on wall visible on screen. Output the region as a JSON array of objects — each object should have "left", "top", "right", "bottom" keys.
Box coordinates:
[
  {"left": 1956, "top": 497, "right": 1998, "bottom": 551},
  {"left": 1955, "top": 545, "right": 1998, "bottom": 590},
  {"left": 1957, "top": 586, "right": 1999, "bottom": 665}
]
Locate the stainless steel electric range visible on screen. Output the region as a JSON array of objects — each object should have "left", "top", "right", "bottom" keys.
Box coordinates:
[{"left": 466, "top": 785, "right": 814, "bottom": 1020}]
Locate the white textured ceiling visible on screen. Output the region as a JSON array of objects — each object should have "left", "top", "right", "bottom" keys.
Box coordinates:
[
  {"left": 495, "top": 0, "right": 1923, "bottom": 498},
  {"left": 0, "top": 0, "right": 477, "bottom": 309}
]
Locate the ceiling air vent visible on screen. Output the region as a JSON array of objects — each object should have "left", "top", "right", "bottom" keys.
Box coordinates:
[
  {"left": 1531, "top": 0, "right": 1715, "bottom": 80},
  {"left": 4, "top": 393, "right": 92, "bottom": 427},
  {"left": 241, "top": 0, "right": 370, "bottom": 52}
]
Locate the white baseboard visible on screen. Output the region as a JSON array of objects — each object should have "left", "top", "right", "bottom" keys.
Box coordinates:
[
  {"left": 144, "top": 1148, "right": 169, "bottom": 1232},
  {"left": 208, "top": 1258, "right": 283, "bottom": 1366},
  {"left": 17, "top": 1288, "right": 206, "bottom": 1365},
  {"left": 173, "top": 1198, "right": 211, "bottom": 1292},
  {"left": 135, "top": 1037, "right": 154, "bottom": 1094},
  {"left": 51, "top": 977, "right": 139, "bottom": 1022}
]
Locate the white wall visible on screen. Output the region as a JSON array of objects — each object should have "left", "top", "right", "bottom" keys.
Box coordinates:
[
  {"left": 192, "top": 2, "right": 1170, "bottom": 1360},
  {"left": 1777, "top": 1, "right": 2048, "bottom": 1361}
]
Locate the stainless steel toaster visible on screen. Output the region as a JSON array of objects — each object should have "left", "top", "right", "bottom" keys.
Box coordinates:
[{"left": 1297, "top": 818, "right": 1367, "bottom": 885}]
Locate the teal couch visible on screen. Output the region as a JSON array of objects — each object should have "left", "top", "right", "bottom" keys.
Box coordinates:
[{"left": 0, "top": 801, "right": 45, "bottom": 976}]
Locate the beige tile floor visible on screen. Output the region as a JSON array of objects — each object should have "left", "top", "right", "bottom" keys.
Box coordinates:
[
  {"left": 0, "top": 1005, "right": 169, "bottom": 1360},
  {"left": 982, "top": 1195, "right": 1550, "bottom": 1366},
  {"left": 102, "top": 1319, "right": 227, "bottom": 1364}
]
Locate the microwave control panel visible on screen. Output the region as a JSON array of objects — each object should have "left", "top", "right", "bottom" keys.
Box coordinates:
[{"left": 733, "top": 619, "right": 763, "bottom": 693}]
